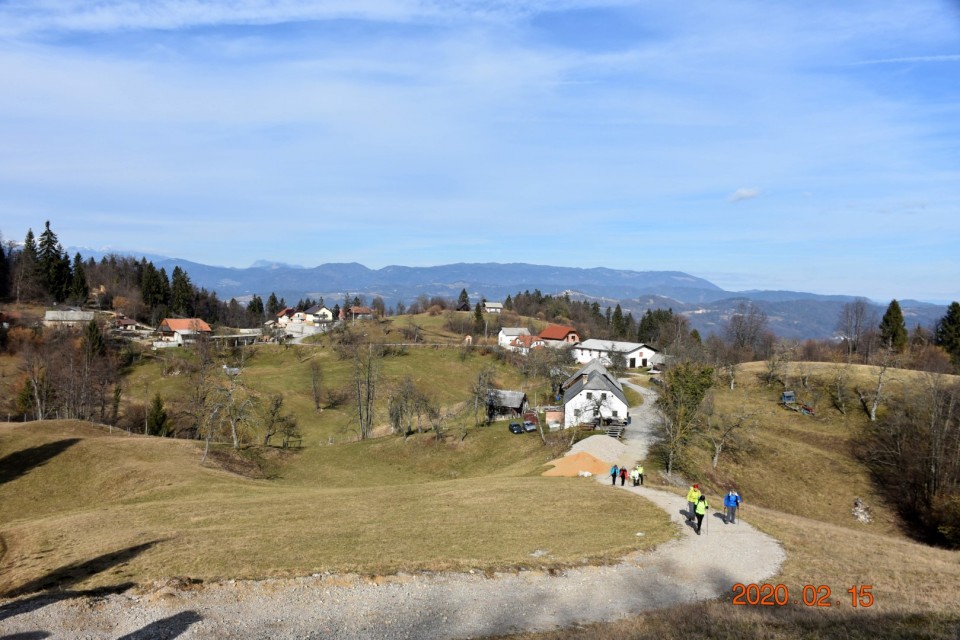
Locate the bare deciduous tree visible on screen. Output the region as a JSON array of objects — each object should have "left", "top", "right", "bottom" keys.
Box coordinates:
[
  {"left": 352, "top": 341, "right": 382, "bottom": 440},
  {"left": 310, "top": 360, "right": 324, "bottom": 412}
]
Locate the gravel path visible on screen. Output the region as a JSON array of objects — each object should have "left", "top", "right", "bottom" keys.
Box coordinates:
[{"left": 0, "top": 381, "right": 785, "bottom": 639}]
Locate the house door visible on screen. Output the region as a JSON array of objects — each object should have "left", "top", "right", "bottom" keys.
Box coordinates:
[
  {"left": 629, "top": 358, "right": 635, "bottom": 368},
  {"left": 641, "top": 358, "right": 647, "bottom": 367}
]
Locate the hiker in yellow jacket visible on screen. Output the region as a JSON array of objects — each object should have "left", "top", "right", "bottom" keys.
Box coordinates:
[
  {"left": 695, "top": 495, "right": 709, "bottom": 535},
  {"left": 635, "top": 464, "right": 644, "bottom": 486},
  {"left": 686, "top": 484, "right": 701, "bottom": 521}
]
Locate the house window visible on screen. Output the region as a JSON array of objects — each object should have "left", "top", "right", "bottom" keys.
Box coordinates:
[
  {"left": 613, "top": 410, "right": 618, "bottom": 417},
  {"left": 586, "top": 392, "right": 593, "bottom": 400},
  {"left": 601, "top": 393, "right": 607, "bottom": 400}
]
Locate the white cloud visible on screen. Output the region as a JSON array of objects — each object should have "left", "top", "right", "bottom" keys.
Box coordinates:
[{"left": 729, "top": 188, "right": 761, "bottom": 203}]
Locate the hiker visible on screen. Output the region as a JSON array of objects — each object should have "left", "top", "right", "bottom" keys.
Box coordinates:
[
  {"left": 686, "top": 484, "right": 701, "bottom": 521},
  {"left": 695, "top": 494, "right": 709, "bottom": 535},
  {"left": 610, "top": 465, "right": 619, "bottom": 486},
  {"left": 630, "top": 467, "right": 639, "bottom": 486},
  {"left": 619, "top": 466, "right": 627, "bottom": 486},
  {"left": 724, "top": 489, "right": 742, "bottom": 524},
  {"left": 636, "top": 463, "right": 644, "bottom": 486}
]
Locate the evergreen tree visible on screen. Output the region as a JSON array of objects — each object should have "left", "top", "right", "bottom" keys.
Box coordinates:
[
  {"left": 612, "top": 304, "right": 625, "bottom": 338},
  {"left": 69, "top": 252, "right": 89, "bottom": 305},
  {"left": 170, "top": 266, "right": 194, "bottom": 316},
  {"left": 36, "top": 221, "right": 70, "bottom": 301},
  {"left": 0, "top": 236, "right": 8, "bottom": 300},
  {"left": 82, "top": 318, "right": 106, "bottom": 359},
  {"left": 473, "top": 301, "right": 484, "bottom": 335},
  {"left": 458, "top": 288, "right": 470, "bottom": 308},
  {"left": 157, "top": 267, "right": 171, "bottom": 307},
  {"left": 146, "top": 393, "right": 170, "bottom": 437},
  {"left": 878, "top": 299, "right": 908, "bottom": 352},
  {"left": 17, "top": 229, "right": 41, "bottom": 302},
  {"left": 266, "top": 292, "right": 281, "bottom": 316},
  {"left": 935, "top": 301, "right": 960, "bottom": 369},
  {"left": 503, "top": 294, "right": 513, "bottom": 311},
  {"left": 247, "top": 295, "right": 264, "bottom": 318}
]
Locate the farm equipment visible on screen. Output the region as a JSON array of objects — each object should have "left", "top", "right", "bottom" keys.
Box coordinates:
[{"left": 780, "top": 391, "right": 815, "bottom": 416}]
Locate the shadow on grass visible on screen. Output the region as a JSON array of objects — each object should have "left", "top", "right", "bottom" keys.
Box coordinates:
[
  {"left": 117, "top": 610, "right": 203, "bottom": 639},
  {"left": 0, "top": 439, "right": 81, "bottom": 486},
  {"left": 2, "top": 540, "right": 162, "bottom": 599}
]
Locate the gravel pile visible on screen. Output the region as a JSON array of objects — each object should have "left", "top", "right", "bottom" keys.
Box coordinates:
[{"left": 569, "top": 434, "right": 627, "bottom": 464}]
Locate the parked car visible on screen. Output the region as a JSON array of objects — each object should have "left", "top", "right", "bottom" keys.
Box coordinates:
[
  {"left": 508, "top": 422, "right": 524, "bottom": 434},
  {"left": 522, "top": 420, "right": 537, "bottom": 433}
]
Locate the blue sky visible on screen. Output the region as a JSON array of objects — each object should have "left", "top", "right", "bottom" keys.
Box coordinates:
[{"left": 1, "top": 1, "right": 958, "bottom": 303}]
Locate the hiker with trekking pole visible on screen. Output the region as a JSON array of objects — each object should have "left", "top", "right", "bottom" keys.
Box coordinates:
[{"left": 695, "top": 494, "right": 709, "bottom": 536}]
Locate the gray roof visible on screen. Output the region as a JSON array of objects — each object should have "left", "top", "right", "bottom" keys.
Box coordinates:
[
  {"left": 562, "top": 370, "right": 627, "bottom": 407},
  {"left": 563, "top": 359, "right": 623, "bottom": 391},
  {"left": 575, "top": 339, "right": 658, "bottom": 353},
  {"left": 499, "top": 327, "right": 530, "bottom": 337},
  {"left": 486, "top": 389, "right": 527, "bottom": 410},
  {"left": 44, "top": 310, "right": 95, "bottom": 322}
]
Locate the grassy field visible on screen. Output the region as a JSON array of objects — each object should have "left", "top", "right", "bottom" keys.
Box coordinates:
[
  {"left": 0, "top": 419, "right": 675, "bottom": 596},
  {"left": 499, "top": 361, "right": 960, "bottom": 639},
  {"left": 121, "top": 315, "right": 555, "bottom": 444},
  {"left": 3, "top": 326, "right": 959, "bottom": 638}
]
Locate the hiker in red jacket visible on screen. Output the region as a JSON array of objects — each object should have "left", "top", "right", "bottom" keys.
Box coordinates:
[{"left": 619, "top": 466, "right": 627, "bottom": 486}]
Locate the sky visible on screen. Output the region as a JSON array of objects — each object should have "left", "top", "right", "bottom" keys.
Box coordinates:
[{"left": 1, "top": 1, "right": 958, "bottom": 304}]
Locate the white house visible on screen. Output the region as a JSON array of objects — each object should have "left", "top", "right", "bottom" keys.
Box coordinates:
[
  {"left": 156, "top": 318, "right": 213, "bottom": 345},
  {"left": 510, "top": 334, "right": 547, "bottom": 356},
  {"left": 562, "top": 359, "right": 629, "bottom": 427},
  {"left": 498, "top": 327, "right": 530, "bottom": 349},
  {"left": 483, "top": 302, "right": 503, "bottom": 314},
  {"left": 572, "top": 339, "right": 663, "bottom": 369},
  {"left": 305, "top": 304, "right": 334, "bottom": 325}
]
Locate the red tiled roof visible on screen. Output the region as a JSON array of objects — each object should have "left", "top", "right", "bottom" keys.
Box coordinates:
[
  {"left": 160, "top": 318, "right": 212, "bottom": 332},
  {"left": 539, "top": 324, "right": 576, "bottom": 340}
]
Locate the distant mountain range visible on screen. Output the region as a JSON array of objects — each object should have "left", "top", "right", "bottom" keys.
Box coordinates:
[{"left": 70, "top": 248, "right": 947, "bottom": 340}]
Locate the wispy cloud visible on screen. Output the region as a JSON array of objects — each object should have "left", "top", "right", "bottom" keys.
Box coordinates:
[
  {"left": 849, "top": 54, "right": 960, "bottom": 66},
  {"left": 729, "top": 188, "right": 761, "bottom": 203},
  {"left": 0, "top": 1, "right": 957, "bottom": 302}
]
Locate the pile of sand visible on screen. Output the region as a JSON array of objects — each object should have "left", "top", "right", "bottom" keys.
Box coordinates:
[
  {"left": 541, "top": 451, "right": 611, "bottom": 477},
  {"left": 569, "top": 434, "right": 627, "bottom": 462}
]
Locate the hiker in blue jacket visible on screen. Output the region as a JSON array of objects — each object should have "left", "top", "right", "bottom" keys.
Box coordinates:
[
  {"left": 723, "top": 489, "right": 742, "bottom": 524},
  {"left": 610, "top": 465, "right": 619, "bottom": 486}
]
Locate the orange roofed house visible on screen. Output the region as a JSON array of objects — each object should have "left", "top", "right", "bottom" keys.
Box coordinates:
[
  {"left": 538, "top": 324, "right": 580, "bottom": 346},
  {"left": 158, "top": 318, "right": 213, "bottom": 345}
]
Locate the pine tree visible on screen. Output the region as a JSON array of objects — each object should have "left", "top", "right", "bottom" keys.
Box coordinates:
[
  {"left": 458, "top": 288, "right": 470, "bottom": 309},
  {"left": 612, "top": 304, "right": 625, "bottom": 338},
  {"left": 170, "top": 266, "right": 194, "bottom": 316},
  {"left": 16, "top": 229, "right": 41, "bottom": 302},
  {"left": 146, "top": 393, "right": 170, "bottom": 437},
  {"left": 473, "top": 301, "right": 484, "bottom": 335},
  {"left": 878, "top": 299, "right": 908, "bottom": 352},
  {"left": 935, "top": 302, "right": 960, "bottom": 369},
  {"left": 266, "top": 292, "right": 281, "bottom": 316},
  {"left": 0, "top": 236, "right": 9, "bottom": 300},
  {"left": 247, "top": 295, "right": 264, "bottom": 318},
  {"left": 70, "top": 252, "right": 89, "bottom": 305},
  {"left": 82, "top": 318, "right": 106, "bottom": 359},
  {"left": 37, "top": 221, "right": 69, "bottom": 301}
]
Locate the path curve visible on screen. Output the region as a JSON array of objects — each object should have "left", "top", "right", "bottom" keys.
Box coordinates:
[{"left": 0, "top": 382, "right": 785, "bottom": 639}]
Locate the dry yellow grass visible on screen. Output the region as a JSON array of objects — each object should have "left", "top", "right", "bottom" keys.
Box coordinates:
[{"left": 0, "top": 420, "right": 675, "bottom": 596}]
